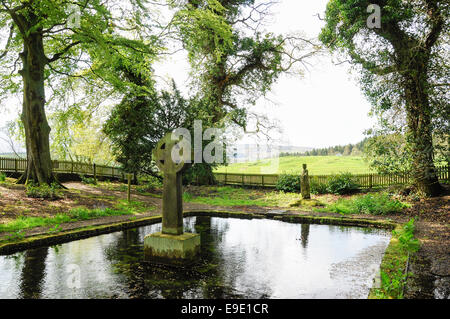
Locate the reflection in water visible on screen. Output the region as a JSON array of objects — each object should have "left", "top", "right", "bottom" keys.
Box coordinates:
[
  {"left": 19, "top": 247, "right": 48, "bottom": 299},
  {"left": 301, "top": 224, "right": 310, "bottom": 249},
  {"left": 0, "top": 217, "right": 391, "bottom": 299}
]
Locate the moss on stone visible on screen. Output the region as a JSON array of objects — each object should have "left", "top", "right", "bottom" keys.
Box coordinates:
[{"left": 289, "top": 199, "right": 325, "bottom": 208}]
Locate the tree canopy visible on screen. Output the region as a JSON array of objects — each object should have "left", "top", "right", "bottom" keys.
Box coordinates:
[
  {"left": 173, "top": 0, "right": 320, "bottom": 130},
  {"left": 0, "top": 0, "right": 160, "bottom": 185},
  {"left": 320, "top": 0, "right": 449, "bottom": 196}
]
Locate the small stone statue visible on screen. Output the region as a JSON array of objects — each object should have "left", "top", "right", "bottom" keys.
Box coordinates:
[{"left": 301, "top": 164, "right": 311, "bottom": 200}]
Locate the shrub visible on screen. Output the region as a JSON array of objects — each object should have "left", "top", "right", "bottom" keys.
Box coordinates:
[
  {"left": 310, "top": 180, "right": 328, "bottom": 194},
  {"left": 325, "top": 193, "right": 407, "bottom": 215},
  {"left": 79, "top": 174, "right": 97, "bottom": 185},
  {"left": 136, "top": 176, "right": 162, "bottom": 193},
  {"left": 352, "top": 193, "right": 406, "bottom": 215},
  {"left": 0, "top": 172, "right": 6, "bottom": 182},
  {"left": 394, "top": 218, "right": 420, "bottom": 253},
  {"left": 26, "top": 182, "right": 62, "bottom": 200},
  {"left": 276, "top": 174, "right": 300, "bottom": 193},
  {"left": 326, "top": 172, "right": 359, "bottom": 195}
]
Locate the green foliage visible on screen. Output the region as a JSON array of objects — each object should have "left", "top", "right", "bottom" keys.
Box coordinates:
[
  {"left": 5, "top": 230, "right": 25, "bottom": 242},
  {"left": 393, "top": 219, "right": 421, "bottom": 253},
  {"left": 363, "top": 133, "right": 413, "bottom": 175},
  {"left": 26, "top": 182, "right": 62, "bottom": 200},
  {"left": 50, "top": 109, "right": 115, "bottom": 165},
  {"left": 48, "top": 224, "right": 63, "bottom": 234},
  {"left": 0, "top": 172, "right": 5, "bottom": 182},
  {"left": 296, "top": 139, "right": 368, "bottom": 157},
  {"left": 326, "top": 173, "right": 359, "bottom": 195},
  {"left": 0, "top": 0, "right": 161, "bottom": 185},
  {"left": 182, "top": 186, "right": 299, "bottom": 207},
  {"left": 136, "top": 176, "right": 163, "bottom": 194},
  {"left": 320, "top": 0, "right": 448, "bottom": 196},
  {"left": 0, "top": 207, "right": 134, "bottom": 234},
  {"left": 310, "top": 180, "right": 328, "bottom": 195},
  {"left": 322, "top": 193, "right": 407, "bottom": 215},
  {"left": 68, "top": 207, "right": 133, "bottom": 220},
  {"left": 379, "top": 266, "right": 406, "bottom": 299},
  {"left": 364, "top": 133, "right": 447, "bottom": 175},
  {"left": 352, "top": 193, "right": 406, "bottom": 215},
  {"left": 79, "top": 174, "right": 97, "bottom": 185},
  {"left": 183, "top": 163, "right": 218, "bottom": 186},
  {"left": 174, "top": 0, "right": 318, "bottom": 128},
  {"left": 276, "top": 174, "right": 300, "bottom": 193},
  {"left": 374, "top": 219, "right": 420, "bottom": 299},
  {"left": 173, "top": 0, "right": 234, "bottom": 64},
  {"left": 103, "top": 77, "right": 210, "bottom": 177}
]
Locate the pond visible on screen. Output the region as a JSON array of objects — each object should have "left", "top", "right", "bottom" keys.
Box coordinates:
[{"left": 0, "top": 217, "right": 391, "bottom": 299}]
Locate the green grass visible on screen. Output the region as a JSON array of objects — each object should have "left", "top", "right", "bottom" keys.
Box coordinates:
[
  {"left": 315, "top": 193, "right": 409, "bottom": 215},
  {"left": 370, "top": 219, "right": 420, "bottom": 299},
  {"left": 114, "top": 199, "right": 155, "bottom": 214},
  {"left": 183, "top": 186, "right": 300, "bottom": 207},
  {"left": 215, "top": 156, "right": 374, "bottom": 175},
  {"left": 183, "top": 186, "right": 410, "bottom": 215},
  {"left": 0, "top": 207, "right": 135, "bottom": 234}
]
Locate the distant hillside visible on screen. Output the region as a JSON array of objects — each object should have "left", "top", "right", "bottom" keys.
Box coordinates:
[
  {"left": 216, "top": 155, "right": 374, "bottom": 175},
  {"left": 280, "top": 139, "right": 369, "bottom": 157},
  {"left": 0, "top": 153, "right": 26, "bottom": 158},
  {"left": 227, "top": 144, "right": 313, "bottom": 163}
]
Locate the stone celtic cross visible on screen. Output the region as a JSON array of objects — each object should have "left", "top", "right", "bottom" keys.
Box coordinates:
[{"left": 153, "top": 132, "right": 191, "bottom": 236}]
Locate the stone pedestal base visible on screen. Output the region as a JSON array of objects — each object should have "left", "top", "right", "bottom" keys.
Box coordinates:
[{"left": 144, "top": 232, "right": 200, "bottom": 266}]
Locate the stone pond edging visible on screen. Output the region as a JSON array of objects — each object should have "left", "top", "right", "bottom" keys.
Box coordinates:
[
  {"left": 0, "top": 210, "right": 404, "bottom": 299},
  {"left": 0, "top": 210, "right": 398, "bottom": 255}
]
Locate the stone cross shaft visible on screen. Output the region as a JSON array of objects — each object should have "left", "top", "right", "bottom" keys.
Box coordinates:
[{"left": 153, "top": 133, "right": 190, "bottom": 236}]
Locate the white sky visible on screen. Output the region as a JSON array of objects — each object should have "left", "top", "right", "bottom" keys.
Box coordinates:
[{"left": 0, "top": 0, "right": 377, "bottom": 153}]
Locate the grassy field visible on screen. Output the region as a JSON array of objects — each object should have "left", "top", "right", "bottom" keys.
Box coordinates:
[{"left": 215, "top": 156, "right": 375, "bottom": 175}]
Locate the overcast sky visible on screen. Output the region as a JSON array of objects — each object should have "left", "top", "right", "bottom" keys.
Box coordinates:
[{"left": 0, "top": 0, "right": 377, "bottom": 153}]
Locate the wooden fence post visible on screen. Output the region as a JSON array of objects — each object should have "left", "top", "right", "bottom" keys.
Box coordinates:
[
  {"left": 127, "top": 174, "right": 131, "bottom": 202},
  {"left": 369, "top": 175, "right": 373, "bottom": 189},
  {"left": 14, "top": 158, "right": 17, "bottom": 172},
  {"left": 93, "top": 163, "right": 97, "bottom": 184}
]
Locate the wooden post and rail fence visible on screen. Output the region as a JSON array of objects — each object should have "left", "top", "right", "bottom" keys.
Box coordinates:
[
  {"left": 214, "top": 165, "right": 449, "bottom": 189},
  {"left": 0, "top": 156, "right": 448, "bottom": 189}
]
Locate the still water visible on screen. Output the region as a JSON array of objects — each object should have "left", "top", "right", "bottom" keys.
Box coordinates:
[{"left": 0, "top": 217, "right": 391, "bottom": 299}]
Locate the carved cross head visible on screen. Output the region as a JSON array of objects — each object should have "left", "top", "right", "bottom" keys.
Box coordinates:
[{"left": 153, "top": 133, "right": 190, "bottom": 174}]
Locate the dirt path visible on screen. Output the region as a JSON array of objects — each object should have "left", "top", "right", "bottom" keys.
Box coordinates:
[{"left": 402, "top": 195, "right": 450, "bottom": 299}]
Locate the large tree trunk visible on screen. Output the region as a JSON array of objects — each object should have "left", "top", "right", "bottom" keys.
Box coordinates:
[
  {"left": 16, "top": 31, "right": 56, "bottom": 185},
  {"left": 404, "top": 71, "right": 442, "bottom": 197}
]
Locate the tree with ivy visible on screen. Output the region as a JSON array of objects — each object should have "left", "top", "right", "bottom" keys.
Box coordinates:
[
  {"left": 172, "top": 0, "right": 320, "bottom": 132},
  {"left": 320, "top": 0, "right": 448, "bottom": 196},
  {"left": 0, "top": 0, "right": 158, "bottom": 185}
]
